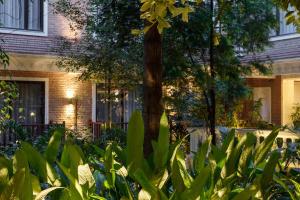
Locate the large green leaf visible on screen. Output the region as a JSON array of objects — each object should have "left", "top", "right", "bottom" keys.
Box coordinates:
[
  {"left": 61, "top": 143, "right": 84, "bottom": 178},
  {"left": 13, "top": 150, "right": 33, "bottom": 200},
  {"left": 126, "top": 111, "right": 144, "bottom": 175},
  {"left": 57, "top": 162, "right": 87, "bottom": 200},
  {"left": 193, "top": 136, "right": 211, "bottom": 175},
  {"left": 260, "top": 151, "right": 280, "bottom": 192},
  {"left": 181, "top": 166, "right": 210, "bottom": 199},
  {"left": 21, "top": 142, "right": 59, "bottom": 185},
  {"left": 0, "top": 168, "right": 26, "bottom": 200},
  {"left": 45, "top": 128, "right": 64, "bottom": 163},
  {"left": 254, "top": 129, "right": 279, "bottom": 166},
  {"left": 35, "top": 186, "right": 64, "bottom": 200},
  {"left": 104, "top": 144, "right": 115, "bottom": 188},
  {"left": 153, "top": 112, "right": 170, "bottom": 171}
]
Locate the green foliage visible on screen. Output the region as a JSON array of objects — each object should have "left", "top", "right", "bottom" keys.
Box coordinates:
[
  {"left": 274, "top": 0, "right": 300, "bottom": 32},
  {"left": 291, "top": 104, "right": 300, "bottom": 128},
  {"left": 1, "top": 112, "right": 300, "bottom": 199},
  {"left": 163, "top": 0, "right": 277, "bottom": 127}
]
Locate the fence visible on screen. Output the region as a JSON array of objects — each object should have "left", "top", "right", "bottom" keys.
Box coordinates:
[
  {"left": 90, "top": 121, "right": 129, "bottom": 140},
  {"left": 0, "top": 121, "right": 65, "bottom": 147}
]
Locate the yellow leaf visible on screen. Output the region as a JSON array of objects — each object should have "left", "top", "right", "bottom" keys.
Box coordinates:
[
  {"left": 131, "top": 29, "right": 142, "bottom": 35},
  {"left": 140, "top": 2, "right": 151, "bottom": 12}
]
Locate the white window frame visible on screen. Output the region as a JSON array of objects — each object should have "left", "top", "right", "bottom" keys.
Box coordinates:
[
  {"left": 0, "top": 77, "right": 49, "bottom": 124},
  {"left": 270, "top": 33, "right": 300, "bottom": 41},
  {"left": 0, "top": 0, "right": 48, "bottom": 37}
]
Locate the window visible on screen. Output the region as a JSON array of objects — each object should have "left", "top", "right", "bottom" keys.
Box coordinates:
[
  {"left": 0, "top": 0, "right": 44, "bottom": 31},
  {"left": 96, "top": 84, "right": 141, "bottom": 123},
  {"left": 9, "top": 81, "right": 45, "bottom": 124},
  {"left": 271, "top": 8, "right": 297, "bottom": 37}
]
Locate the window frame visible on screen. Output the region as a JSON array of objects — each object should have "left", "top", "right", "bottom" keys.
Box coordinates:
[
  {"left": 0, "top": 77, "right": 49, "bottom": 124},
  {"left": 0, "top": 0, "right": 48, "bottom": 36}
]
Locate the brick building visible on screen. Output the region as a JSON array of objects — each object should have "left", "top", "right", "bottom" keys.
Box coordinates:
[
  {"left": 0, "top": 1, "right": 138, "bottom": 130},
  {"left": 247, "top": 9, "right": 300, "bottom": 126}
]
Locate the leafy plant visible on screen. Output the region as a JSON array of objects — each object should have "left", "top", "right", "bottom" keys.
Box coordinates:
[
  {"left": 1, "top": 111, "right": 300, "bottom": 199},
  {"left": 291, "top": 104, "right": 300, "bottom": 129}
]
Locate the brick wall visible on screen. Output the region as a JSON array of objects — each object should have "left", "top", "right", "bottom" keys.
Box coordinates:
[
  {"left": 0, "top": 1, "right": 74, "bottom": 55},
  {"left": 247, "top": 76, "right": 282, "bottom": 125},
  {"left": 0, "top": 70, "right": 93, "bottom": 129}
]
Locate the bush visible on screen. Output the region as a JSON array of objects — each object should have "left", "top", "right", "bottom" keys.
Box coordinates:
[{"left": 0, "top": 112, "right": 300, "bottom": 199}]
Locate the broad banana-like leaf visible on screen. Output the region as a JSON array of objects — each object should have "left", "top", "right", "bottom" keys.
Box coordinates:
[
  {"left": 45, "top": 127, "right": 64, "bottom": 163},
  {"left": 254, "top": 129, "right": 279, "bottom": 166},
  {"left": 13, "top": 149, "right": 33, "bottom": 200},
  {"left": 193, "top": 136, "right": 211, "bottom": 175},
  {"left": 0, "top": 168, "right": 26, "bottom": 200},
  {"left": 21, "top": 142, "right": 59, "bottom": 185},
  {"left": 237, "top": 133, "right": 257, "bottom": 177},
  {"left": 34, "top": 186, "right": 64, "bottom": 200},
  {"left": 57, "top": 162, "right": 87, "bottom": 200},
  {"left": 225, "top": 133, "right": 256, "bottom": 178},
  {"left": 231, "top": 179, "right": 260, "bottom": 200},
  {"left": 61, "top": 142, "right": 84, "bottom": 178},
  {"left": 134, "top": 169, "right": 168, "bottom": 200},
  {"left": 104, "top": 144, "right": 115, "bottom": 188},
  {"left": 221, "top": 129, "right": 235, "bottom": 153},
  {"left": 78, "top": 164, "right": 95, "bottom": 189},
  {"left": 126, "top": 111, "right": 144, "bottom": 175},
  {"left": 181, "top": 166, "right": 210, "bottom": 199},
  {"left": 153, "top": 112, "right": 170, "bottom": 171},
  {"left": 171, "top": 148, "right": 192, "bottom": 193},
  {"left": 260, "top": 151, "right": 280, "bottom": 192}
]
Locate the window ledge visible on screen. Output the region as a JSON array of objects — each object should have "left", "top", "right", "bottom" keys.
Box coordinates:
[
  {"left": 0, "top": 28, "right": 48, "bottom": 37},
  {"left": 270, "top": 33, "right": 300, "bottom": 42}
]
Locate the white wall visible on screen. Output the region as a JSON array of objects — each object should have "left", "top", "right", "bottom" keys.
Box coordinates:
[
  {"left": 282, "top": 79, "right": 295, "bottom": 125},
  {"left": 294, "top": 82, "right": 300, "bottom": 103}
]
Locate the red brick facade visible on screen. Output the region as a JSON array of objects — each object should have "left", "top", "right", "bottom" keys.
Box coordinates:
[{"left": 0, "top": 70, "right": 93, "bottom": 129}]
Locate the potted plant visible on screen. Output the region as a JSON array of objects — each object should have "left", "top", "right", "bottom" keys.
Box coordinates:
[{"left": 291, "top": 104, "right": 300, "bottom": 129}]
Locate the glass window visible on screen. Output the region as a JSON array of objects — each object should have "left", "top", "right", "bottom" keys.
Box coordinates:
[
  {"left": 96, "top": 84, "right": 141, "bottom": 123},
  {"left": 271, "top": 8, "right": 297, "bottom": 36},
  {"left": 0, "top": 0, "right": 44, "bottom": 31},
  {"left": 12, "top": 81, "right": 45, "bottom": 124}
]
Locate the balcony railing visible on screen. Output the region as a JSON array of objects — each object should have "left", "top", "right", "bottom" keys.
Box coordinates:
[
  {"left": 90, "top": 121, "right": 128, "bottom": 140},
  {"left": 0, "top": 121, "right": 65, "bottom": 147}
]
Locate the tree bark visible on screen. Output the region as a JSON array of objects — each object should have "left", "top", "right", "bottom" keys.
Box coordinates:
[
  {"left": 209, "top": 0, "right": 217, "bottom": 145},
  {"left": 143, "top": 24, "right": 163, "bottom": 156}
]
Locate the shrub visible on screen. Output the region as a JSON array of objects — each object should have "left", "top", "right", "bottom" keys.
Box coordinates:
[{"left": 0, "top": 111, "right": 300, "bottom": 199}]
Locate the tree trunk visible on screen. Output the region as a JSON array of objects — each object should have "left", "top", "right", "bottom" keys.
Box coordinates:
[
  {"left": 209, "top": 0, "right": 217, "bottom": 145},
  {"left": 143, "top": 24, "right": 163, "bottom": 156}
]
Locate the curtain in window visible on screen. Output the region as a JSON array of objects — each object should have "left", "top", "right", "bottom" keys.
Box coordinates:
[
  {"left": 0, "top": 0, "right": 24, "bottom": 29},
  {"left": 28, "top": 0, "right": 42, "bottom": 30},
  {"left": 279, "top": 10, "right": 297, "bottom": 35},
  {"left": 12, "top": 82, "right": 45, "bottom": 124},
  {"left": 96, "top": 84, "right": 141, "bottom": 123},
  {"left": 0, "top": 0, "right": 42, "bottom": 30}
]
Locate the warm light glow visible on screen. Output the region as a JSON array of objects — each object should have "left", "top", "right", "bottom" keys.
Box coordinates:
[
  {"left": 30, "top": 112, "right": 35, "bottom": 117},
  {"left": 66, "top": 89, "right": 75, "bottom": 99},
  {"left": 65, "top": 104, "right": 74, "bottom": 117}
]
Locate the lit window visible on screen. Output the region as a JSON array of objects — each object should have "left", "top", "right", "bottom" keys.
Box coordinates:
[{"left": 0, "top": 0, "right": 44, "bottom": 31}]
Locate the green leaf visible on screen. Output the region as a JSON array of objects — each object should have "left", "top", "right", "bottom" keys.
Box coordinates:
[
  {"left": 21, "top": 142, "right": 59, "bottom": 185},
  {"left": 34, "top": 187, "right": 64, "bottom": 200},
  {"left": 153, "top": 112, "right": 170, "bottom": 171},
  {"left": 45, "top": 128, "right": 64, "bottom": 163},
  {"left": 193, "top": 136, "right": 211, "bottom": 175},
  {"left": 126, "top": 111, "right": 144, "bottom": 175},
  {"left": 254, "top": 129, "right": 279, "bottom": 166},
  {"left": 260, "top": 151, "right": 280, "bottom": 192},
  {"left": 61, "top": 143, "right": 84, "bottom": 178},
  {"left": 181, "top": 166, "right": 210, "bottom": 199}
]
